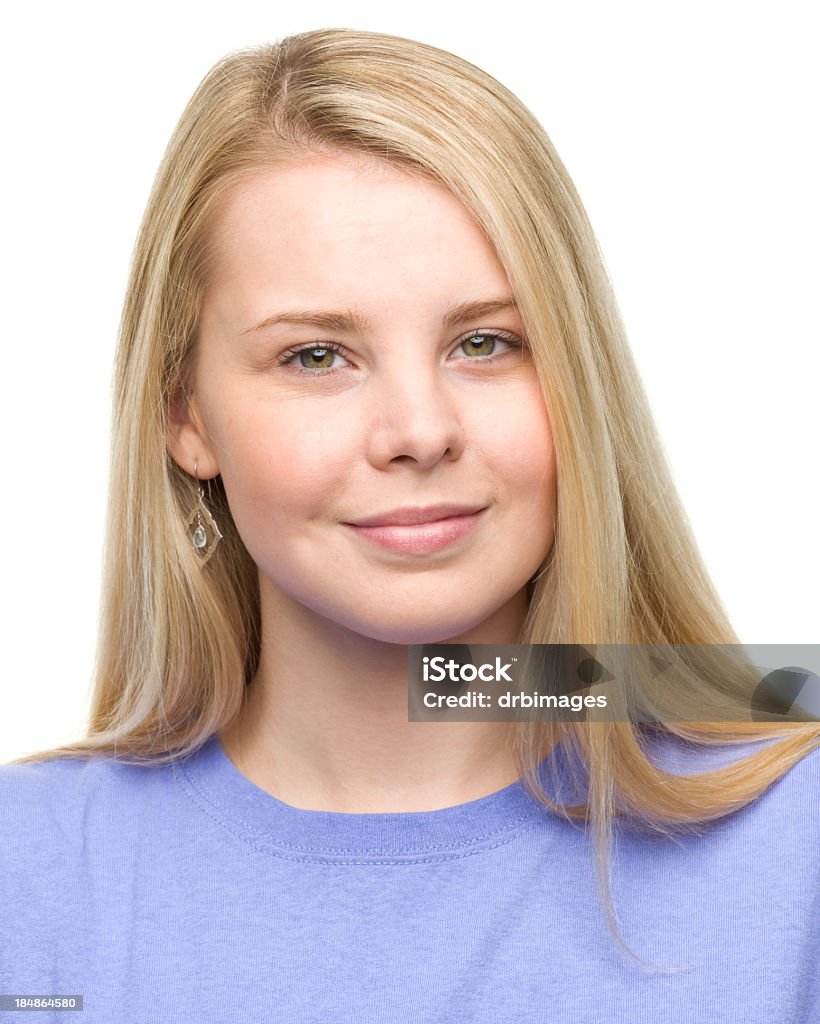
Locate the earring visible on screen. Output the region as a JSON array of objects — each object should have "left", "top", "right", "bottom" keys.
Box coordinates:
[{"left": 185, "top": 458, "right": 223, "bottom": 564}]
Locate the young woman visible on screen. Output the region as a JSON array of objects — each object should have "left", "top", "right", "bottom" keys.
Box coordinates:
[{"left": 2, "top": 28, "right": 817, "bottom": 1023}]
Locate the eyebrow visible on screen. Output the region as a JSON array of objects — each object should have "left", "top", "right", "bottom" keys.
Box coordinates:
[{"left": 240, "top": 297, "right": 518, "bottom": 336}]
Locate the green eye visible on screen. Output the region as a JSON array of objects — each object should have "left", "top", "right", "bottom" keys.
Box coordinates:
[
  {"left": 281, "top": 342, "right": 349, "bottom": 371},
  {"left": 455, "top": 331, "right": 522, "bottom": 359},
  {"left": 461, "top": 334, "right": 498, "bottom": 357},
  {"left": 298, "top": 348, "right": 337, "bottom": 369}
]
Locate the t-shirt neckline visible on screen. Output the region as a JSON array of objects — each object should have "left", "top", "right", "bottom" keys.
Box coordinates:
[{"left": 175, "top": 733, "right": 562, "bottom": 864}]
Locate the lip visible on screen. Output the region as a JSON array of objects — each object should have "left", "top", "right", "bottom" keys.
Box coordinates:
[
  {"left": 347, "top": 503, "right": 486, "bottom": 527},
  {"left": 344, "top": 504, "right": 487, "bottom": 554}
]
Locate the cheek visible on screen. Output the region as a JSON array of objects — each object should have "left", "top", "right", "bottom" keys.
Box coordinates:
[
  {"left": 485, "top": 387, "right": 555, "bottom": 493},
  {"left": 211, "top": 400, "right": 354, "bottom": 526}
]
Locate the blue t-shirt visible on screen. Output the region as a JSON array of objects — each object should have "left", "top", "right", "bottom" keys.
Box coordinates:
[{"left": 1, "top": 731, "right": 818, "bottom": 1023}]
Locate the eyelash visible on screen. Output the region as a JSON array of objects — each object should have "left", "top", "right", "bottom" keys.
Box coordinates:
[{"left": 277, "top": 330, "right": 526, "bottom": 374}]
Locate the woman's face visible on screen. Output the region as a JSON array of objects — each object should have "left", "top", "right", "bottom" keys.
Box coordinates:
[{"left": 172, "top": 151, "right": 557, "bottom": 644}]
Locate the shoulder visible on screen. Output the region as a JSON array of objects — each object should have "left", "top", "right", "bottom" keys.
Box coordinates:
[
  {"left": 638, "top": 730, "right": 820, "bottom": 847},
  {"left": 647, "top": 728, "right": 820, "bottom": 772},
  {"left": 0, "top": 752, "right": 176, "bottom": 868},
  {"left": 638, "top": 729, "right": 818, "bottom": 770},
  {"left": 0, "top": 756, "right": 92, "bottom": 842},
  {"left": 1, "top": 749, "right": 148, "bottom": 803},
  {"left": 642, "top": 727, "right": 820, "bottom": 787},
  {"left": 610, "top": 733, "right": 820, "bottom": 926}
]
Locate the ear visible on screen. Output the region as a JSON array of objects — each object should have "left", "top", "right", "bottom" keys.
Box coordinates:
[{"left": 165, "top": 382, "right": 220, "bottom": 479}]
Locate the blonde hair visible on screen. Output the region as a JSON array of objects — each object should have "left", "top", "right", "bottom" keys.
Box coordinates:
[{"left": 12, "top": 28, "right": 818, "bottom": 966}]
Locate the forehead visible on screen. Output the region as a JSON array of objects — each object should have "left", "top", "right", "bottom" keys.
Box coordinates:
[
  {"left": 203, "top": 152, "right": 511, "bottom": 316},
  {"left": 211, "top": 150, "right": 474, "bottom": 240}
]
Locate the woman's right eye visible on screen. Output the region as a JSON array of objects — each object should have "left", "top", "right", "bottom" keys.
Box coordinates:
[{"left": 279, "top": 342, "right": 351, "bottom": 371}]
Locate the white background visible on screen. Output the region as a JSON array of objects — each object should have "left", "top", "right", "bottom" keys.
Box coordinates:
[{"left": 1, "top": 1, "right": 817, "bottom": 761}]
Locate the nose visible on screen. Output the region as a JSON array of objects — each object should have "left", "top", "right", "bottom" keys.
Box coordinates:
[{"left": 365, "top": 365, "right": 465, "bottom": 470}]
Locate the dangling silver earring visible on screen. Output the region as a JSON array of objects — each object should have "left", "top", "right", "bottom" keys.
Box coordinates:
[{"left": 186, "top": 458, "right": 223, "bottom": 564}]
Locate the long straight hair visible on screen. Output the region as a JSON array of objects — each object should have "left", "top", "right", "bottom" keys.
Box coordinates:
[{"left": 12, "top": 29, "right": 818, "bottom": 965}]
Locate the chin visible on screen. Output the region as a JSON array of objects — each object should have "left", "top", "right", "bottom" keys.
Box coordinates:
[{"left": 343, "top": 606, "right": 510, "bottom": 647}]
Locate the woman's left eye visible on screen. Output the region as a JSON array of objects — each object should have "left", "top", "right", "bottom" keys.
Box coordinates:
[{"left": 451, "top": 331, "right": 522, "bottom": 360}]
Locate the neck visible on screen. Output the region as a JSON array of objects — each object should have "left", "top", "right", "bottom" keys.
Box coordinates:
[{"left": 219, "top": 579, "right": 535, "bottom": 812}]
